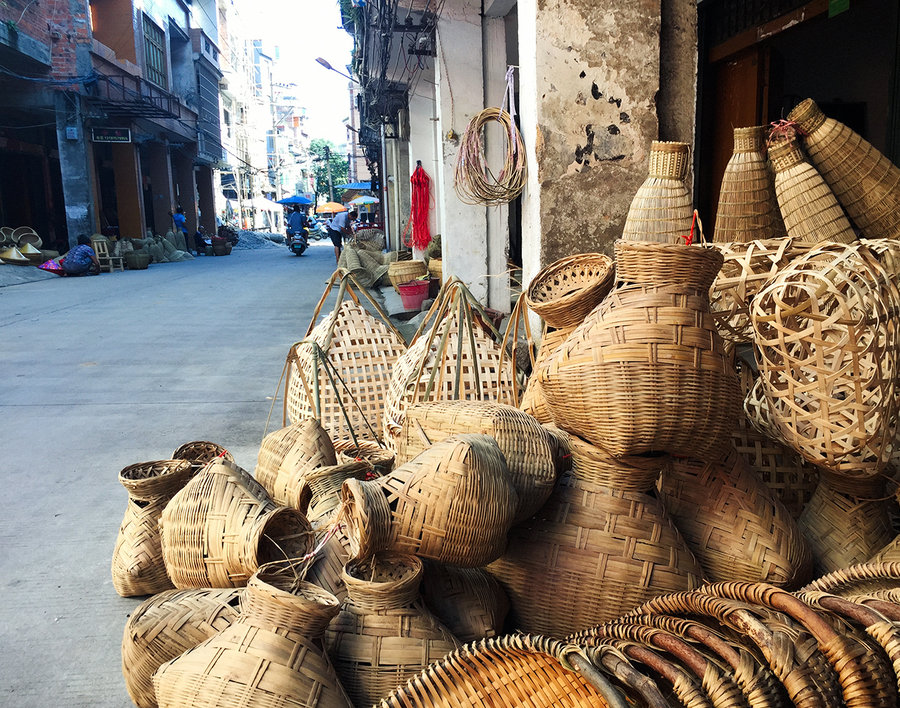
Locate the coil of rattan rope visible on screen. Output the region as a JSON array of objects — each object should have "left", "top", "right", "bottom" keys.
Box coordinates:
[{"left": 454, "top": 107, "right": 526, "bottom": 205}]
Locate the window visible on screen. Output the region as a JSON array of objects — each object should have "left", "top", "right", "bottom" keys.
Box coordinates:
[{"left": 142, "top": 16, "right": 167, "bottom": 89}]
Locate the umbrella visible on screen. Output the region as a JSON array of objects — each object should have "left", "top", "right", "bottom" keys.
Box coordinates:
[
  {"left": 276, "top": 195, "right": 313, "bottom": 205},
  {"left": 316, "top": 201, "right": 348, "bottom": 214},
  {"left": 348, "top": 195, "right": 380, "bottom": 205}
]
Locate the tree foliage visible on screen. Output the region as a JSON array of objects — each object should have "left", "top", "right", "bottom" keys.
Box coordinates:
[{"left": 309, "top": 138, "right": 349, "bottom": 201}]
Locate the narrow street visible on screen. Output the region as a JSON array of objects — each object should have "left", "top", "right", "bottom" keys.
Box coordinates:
[{"left": 0, "top": 241, "right": 341, "bottom": 706}]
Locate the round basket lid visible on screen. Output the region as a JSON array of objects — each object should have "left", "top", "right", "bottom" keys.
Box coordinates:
[{"left": 16, "top": 232, "right": 42, "bottom": 248}]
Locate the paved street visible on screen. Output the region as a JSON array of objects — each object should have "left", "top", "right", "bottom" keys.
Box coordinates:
[{"left": 0, "top": 241, "right": 341, "bottom": 706}]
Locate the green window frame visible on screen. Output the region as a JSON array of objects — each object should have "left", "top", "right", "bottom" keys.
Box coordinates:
[{"left": 142, "top": 16, "right": 167, "bottom": 89}]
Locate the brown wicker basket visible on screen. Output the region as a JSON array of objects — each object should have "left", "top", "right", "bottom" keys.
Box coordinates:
[
  {"left": 520, "top": 326, "right": 572, "bottom": 424},
  {"left": 121, "top": 587, "right": 241, "bottom": 708},
  {"left": 427, "top": 258, "right": 442, "bottom": 280},
  {"left": 171, "top": 440, "right": 233, "bottom": 472},
  {"left": 622, "top": 141, "right": 694, "bottom": 244},
  {"left": 112, "top": 459, "right": 194, "bottom": 597},
  {"left": 124, "top": 250, "right": 150, "bottom": 270},
  {"left": 801, "top": 561, "right": 900, "bottom": 596},
  {"left": 254, "top": 419, "right": 337, "bottom": 508},
  {"left": 388, "top": 259, "right": 427, "bottom": 293},
  {"left": 421, "top": 561, "right": 509, "bottom": 643},
  {"left": 302, "top": 460, "right": 372, "bottom": 523},
  {"left": 333, "top": 438, "right": 395, "bottom": 475},
  {"left": 523, "top": 253, "right": 614, "bottom": 330}
]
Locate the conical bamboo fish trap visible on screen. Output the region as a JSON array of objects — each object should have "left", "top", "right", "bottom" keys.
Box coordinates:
[
  {"left": 159, "top": 459, "right": 314, "bottom": 588},
  {"left": 285, "top": 269, "right": 406, "bottom": 444},
  {"left": 714, "top": 126, "right": 785, "bottom": 243},
  {"left": 171, "top": 441, "right": 232, "bottom": 472},
  {"left": 121, "top": 587, "right": 242, "bottom": 708},
  {"left": 325, "top": 553, "right": 460, "bottom": 707},
  {"left": 112, "top": 459, "right": 194, "bottom": 597},
  {"left": 658, "top": 448, "right": 812, "bottom": 587},
  {"left": 789, "top": 98, "right": 900, "bottom": 240},
  {"left": 421, "top": 561, "right": 510, "bottom": 643},
  {"left": 520, "top": 326, "right": 572, "bottom": 424},
  {"left": 622, "top": 141, "right": 694, "bottom": 244},
  {"left": 523, "top": 252, "right": 614, "bottom": 329},
  {"left": 769, "top": 135, "right": 856, "bottom": 244}
]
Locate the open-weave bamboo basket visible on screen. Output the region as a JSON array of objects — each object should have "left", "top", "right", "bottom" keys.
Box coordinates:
[
  {"left": 112, "top": 459, "right": 194, "bottom": 597},
  {"left": 658, "top": 447, "right": 812, "bottom": 587},
  {"left": 342, "top": 434, "right": 518, "bottom": 567},
  {"left": 523, "top": 253, "right": 614, "bottom": 330},
  {"left": 394, "top": 400, "right": 560, "bottom": 521},
  {"left": 790, "top": 98, "right": 900, "bottom": 240},
  {"left": 520, "top": 326, "right": 572, "bottom": 424},
  {"left": 154, "top": 560, "right": 350, "bottom": 708},
  {"left": 121, "top": 587, "right": 241, "bottom": 708},
  {"left": 713, "top": 126, "right": 785, "bottom": 243},
  {"left": 302, "top": 460, "right": 372, "bottom": 524},
  {"left": 388, "top": 259, "right": 427, "bottom": 292},
  {"left": 541, "top": 240, "right": 739, "bottom": 459},
  {"left": 325, "top": 553, "right": 459, "bottom": 707},
  {"left": 421, "top": 561, "right": 510, "bottom": 643},
  {"left": 159, "top": 459, "right": 314, "bottom": 588},
  {"left": 338, "top": 246, "right": 388, "bottom": 288},
  {"left": 351, "top": 227, "right": 386, "bottom": 251},
  {"left": 334, "top": 438, "right": 395, "bottom": 475},
  {"left": 769, "top": 135, "right": 857, "bottom": 244},
  {"left": 622, "top": 141, "right": 694, "bottom": 244},
  {"left": 171, "top": 440, "right": 232, "bottom": 472}
]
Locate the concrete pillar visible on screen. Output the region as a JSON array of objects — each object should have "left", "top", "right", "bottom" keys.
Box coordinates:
[
  {"left": 173, "top": 151, "right": 198, "bottom": 234},
  {"left": 54, "top": 92, "right": 96, "bottom": 247},
  {"left": 112, "top": 143, "right": 145, "bottom": 240},
  {"left": 196, "top": 165, "right": 216, "bottom": 235},
  {"left": 144, "top": 141, "right": 174, "bottom": 236}
]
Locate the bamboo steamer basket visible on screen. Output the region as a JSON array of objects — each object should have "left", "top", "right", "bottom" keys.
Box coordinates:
[
  {"left": 789, "top": 98, "right": 900, "bottom": 240},
  {"left": 388, "top": 259, "right": 427, "bottom": 292},
  {"left": 523, "top": 253, "right": 615, "bottom": 329},
  {"left": 520, "top": 327, "right": 572, "bottom": 424},
  {"left": 154, "top": 560, "right": 351, "bottom": 708},
  {"left": 342, "top": 434, "right": 518, "bottom": 567},
  {"left": 622, "top": 141, "right": 694, "bottom": 244},
  {"left": 541, "top": 241, "right": 740, "bottom": 459},
  {"left": 713, "top": 126, "right": 786, "bottom": 243},
  {"left": 159, "top": 459, "right": 314, "bottom": 588},
  {"left": 172, "top": 440, "right": 233, "bottom": 473},
  {"left": 112, "top": 459, "right": 194, "bottom": 597},
  {"left": 121, "top": 587, "right": 241, "bottom": 708},
  {"left": 394, "top": 400, "right": 561, "bottom": 521},
  {"left": 658, "top": 448, "right": 812, "bottom": 587},
  {"left": 420, "top": 561, "right": 509, "bottom": 643},
  {"left": 769, "top": 136, "right": 857, "bottom": 244},
  {"left": 325, "top": 553, "right": 459, "bottom": 707},
  {"left": 254, "top": 419, "right": 337, "bottom": 508}
]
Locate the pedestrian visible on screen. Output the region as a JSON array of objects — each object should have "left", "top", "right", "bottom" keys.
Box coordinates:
[
  {"left": 169, "top": 206, "right": 189, "bottom": 244},
  {"left": 326, "top": 209, "right": 356, "bottom": 264},
  {"left": 61, "top": 235, "right": 101, "bottom": 276},
  {"left": 193, "top": 225, "right": 209, "bottom": 255}
]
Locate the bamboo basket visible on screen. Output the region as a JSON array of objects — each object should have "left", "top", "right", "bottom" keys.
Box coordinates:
[
  {"left": 121, "top": 587, "right": 242, "bottom": 708},
  {"left": 342, "top": 434, "right": 518, "bottom": 567},
  {"left": 302, "top": 460, "right": 372, "bottom": 524},
  {"left": 872, "top": 536, "right": 900, "bottom": 564},
  {"left": 523, "top": 253, "right": 615, "bottom": 330},
  {"left": 520, "top": 326, "right": 573, "bottom": 424},
  {"left": 393, "top": 400, "right": 561, "bottom": 521},
  {"left": 112, "top": 459, "right": 194, "bottom": 597},
  {"left": 159, "top": 459, "right": 314, "bottom": 588},
  {"left": 541, "top": 241, "right": 739, "bottom": 459},
  {"left": 622, "top": 141, "right": 694, "bottom": 244},
  {"left": 658, "top": 448, "right": 812, "bottom": 587},
  {"left": 769, "top": 136, "right": 856, "bottom": 244},
  {"left": 154, "top": 560, "right": 351, "bottom": 708},
  {"left": 427, "top": 258, "right": 442, "bottom": 280},
  {"left": 420, "top": 561, "right": 509, "bottom": 643},
  {"left": 801, "top": 562, "right": 900, "bottom": 596},
  {"left": 254, "top": 418, "right": 337, "bottom": 508},
  {"left": 171, "top": 440, "right": 232, "bottom": 472},
  {"left": 789, "top": 98, "right": 900, "bottom": 240},
  {"left": 713, "top": 126, "right": 786, "bottom": 243},
  {"left": 388, "top": 259, "right": 427, "bottom": 293},
  {"left": 325, "top": 553, "right": 459, "bottom": 707},
  {"left": 334, "top": 438, "right": 395, "bottom": 475},
  {"left": 351, "top": 227, "right": 386, "bottom": 251}
]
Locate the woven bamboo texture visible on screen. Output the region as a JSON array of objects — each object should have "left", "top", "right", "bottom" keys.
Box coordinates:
[
  {"left": 325, "top": 553, "right": 459, "bottom": 707},
  {"left": 622, "top": 141, "right": 694, "bottom": 244},
  {"left": 421, "top": 561, "right": 509, "bottom": 643},
  {"left": 303, "top": 460, "right": 372, "bottom": 524},
  {"left": 541, "top": 241, "right": 739, "bottom": 459},
  {"left": 713, "top": 126, "right": 786, "bottom": 243},
  {"left": 154, "top": 560, "right": 351, "bottom": 708},
  {"left": 255, "top": 419, "right": 337, "bottom": 508},
  {"left": 351, "top": 227, "right": 386, "bottom": 251},
  {"left": 523, "top": 253, "right": 614, "bottom": 330},
  {"left": 427, "top": 258, "right": 442, "bottom": 280},
  {"left": 658, "top": 448, "right": 812, "bottom": 587},
  {"left": 801, "top": 561, "right": 900, "bottom": 596},
  {"left": 159, "top": 459, "right": 314, "bottom": 588},
  {"left": 171, "top": 440, "right": 233, "bottom": 472},
  {"left": 121, "top": 587, "right": 241, "bottom": 708},
  {"left": 520, "top": 326, "right": 572, "bottom": 424},
  {"left": 769, "top": 136, "right": 857, "bottom": 244},
  {"left": 338, "top": 246, "right": 389, "bottom": 288},
  {"left": 334, "top": 438, "right": 395, "bottom": 476},
  {"left": 388, "top": 259, "right": 427, "bottom": 292},
  {"left": 393, "top": 400, "right": 560, "bottom": 521},
  {"left": 112, "top": 459, "right": 194, "bottom": 597},
  {"left": 342, "top": 434, "right": 518, "bottom": 567},
  {"left": 790, "top": 98, "right": 900, "bottom": 240}
]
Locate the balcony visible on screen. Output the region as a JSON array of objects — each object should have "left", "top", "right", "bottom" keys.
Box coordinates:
[{"left": 85, "top": 72, "right": 190, "bottom": 121}]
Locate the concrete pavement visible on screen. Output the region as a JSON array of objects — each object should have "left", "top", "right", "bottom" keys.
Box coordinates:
[{"left": 0, "top": 241, "right": 342, "bottom": 706}]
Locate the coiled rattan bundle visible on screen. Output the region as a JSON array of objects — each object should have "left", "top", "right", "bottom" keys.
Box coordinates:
[
  {"left": 421, "top": 561, "right": 509, "bottom": 643},
  {"left": 622, "top": 141, "right": 694, "bottom": 244},
  {"left": 254, "top": 418, "right": 336, "bottom": 508},
  {"left": 454, "top": 106, "right": 527, "bottom": 206}
]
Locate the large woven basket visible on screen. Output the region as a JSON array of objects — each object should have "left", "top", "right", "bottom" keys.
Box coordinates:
[
  {"left": 121, "top": 587, "right": 241, "bottom": 708},
  {"left": 790, "top": 98, "right": 900, "bottom": 240},
  {"left": 342, "top": 434, "right": 518, "bottom": 567},
  {"left": 159, "top": 459, "right": 314, "bottom": 588},
  {"left": 421, "top": 561, "right": 509, "bottom": 643},
  {"left": 254, "top": 419, "right": 337, "bottom": 508},
  {"left": 541, "top": 240, "right": 739, "bottom": 459},
  {"left": 622, "top": 140, "right": 694, "bottom": 244},
  {"left": 523, "top": 253, "right": 614, "bottom": 330},
  {"left": 112, "top": 459, "right": 194, "bottom": 597},
  {"left": 171, "top": 440, "right": 233, "bottom": 472},
  {"left": 520, "top": 326, "right": 572, "bottom": 424},
  {"left": 388, "top": 259, "right": 427, "bottom": 293},
  {"left": 325, "top": 553, "right": 459, "bottom": 707}
]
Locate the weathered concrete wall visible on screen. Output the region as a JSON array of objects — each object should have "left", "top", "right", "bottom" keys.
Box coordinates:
[{"left": 658, "top": 0, "right": 698, "bottom": 145}]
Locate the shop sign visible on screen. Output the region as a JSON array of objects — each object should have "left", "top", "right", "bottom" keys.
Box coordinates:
[{"left": 91, "top": 127, "right": 132, "bottom": 143}]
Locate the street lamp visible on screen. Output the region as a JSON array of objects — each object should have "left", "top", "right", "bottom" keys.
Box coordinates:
[{"left": 315, "top": 57, "right": 359, "bottom": 84}]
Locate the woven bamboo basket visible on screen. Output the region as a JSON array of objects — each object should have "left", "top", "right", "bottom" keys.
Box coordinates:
[
  {"left": 388, "top": 259, "right": 427, "bottom": 293},
  {"left": 334, "top": 438, "right": 395, "bottom": 476},
  {"left": 342, "top": 434, "right": 518, "bottom": 567},
  {"left": 356, "top": 248, "right": 391, "bottom": 286},
  {"left": 789, "top": 98, "right": 900, "bottom": 240},
  {"left": 171, "top": 440, "right": 232, "bottom": 472},
  {"left": 325, "top": 553, "right": 459, "bottom": 707},
  {"left": 769, "top": 136, "right": 856, "bottom": 244},
  {"left": 427, "top": 258, "right": 442, "bottom": 280},
  {"left": 159, "top": 459, "right": 314, "bottom": 588},
  {"left": 658, "top": 448, "right": 812, "bottom": 587},
  {"left": 801, "top": 562, "right": 900, "bottom": 596},
  {"left": 302, "top": 460, "right": 372, "bottom": 524},
  {"left": 488, "top": 432, "right": 703, "bottom": 637},
  {"left": 351, "top": 227, "right": 386, "bottom": 251},
  {"left": 154, "top": 560, "right": 351, "bottom": 708},
  {"left": 622, "top": 141, "right": 694, "bottom": 244},
  {"left": 523, "top": 253, "right": 615, "bottom": 329},
  {"left": 112, "top": 459, "right": 194, "bottom": 597},
  {"left": 420, "top": 561, "right": 509, "bottom": 643},
  {"left": 124, "top": 250, "right": 150, "bottom": 270},
  {"left": 541, "top": 241, "right": 739, "bottom": 459},
  {"left": 520, "top": 326, "right": 572, "bottom": 424},
  {"left": 254, "top": 418, "right": 337, "bottom": 508},
  {"left": 394, "top": 400, "right": 560, "bottom": 521},
  {"left": 121, "top": 587, "right": 242, "bottom": 708},
  {"left": 713, "top": 126, "right": 785, "bottom": 244},
  {"left": 338, "top": 246, "right": 386, "bottom": 288},
  {"left": 872, "top": 536, "right": 900, "bottom": 564}
]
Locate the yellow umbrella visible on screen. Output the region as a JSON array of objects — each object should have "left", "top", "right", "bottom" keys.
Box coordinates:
[{"left": 315, "top": 201, "right": 348, "bottom": 214}]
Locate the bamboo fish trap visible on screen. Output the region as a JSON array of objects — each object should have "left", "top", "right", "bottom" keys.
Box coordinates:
[{"left": 622, "top": 141, "right": 694, "bottom": 244}]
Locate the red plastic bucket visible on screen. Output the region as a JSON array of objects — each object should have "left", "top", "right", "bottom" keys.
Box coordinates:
[{"left": 397, "top": 279, "right": 430, "bottom": 310}]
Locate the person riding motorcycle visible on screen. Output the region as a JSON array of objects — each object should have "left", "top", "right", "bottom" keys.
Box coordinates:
[{"left": 286, "top": 205, "right": 310, "bottom": 255}]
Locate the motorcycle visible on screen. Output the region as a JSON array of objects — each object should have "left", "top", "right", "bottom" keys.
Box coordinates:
[{"left": 286, "top": 228, "right": 309, "bottom": 256}]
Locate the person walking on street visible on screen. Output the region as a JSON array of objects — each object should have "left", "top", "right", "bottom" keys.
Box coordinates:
[{"left": 326, "top": 209, "right": 356, "bottom": 264}]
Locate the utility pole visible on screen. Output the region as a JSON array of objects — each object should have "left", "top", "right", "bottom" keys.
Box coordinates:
[{"left": 324, "top": 145, "right": 334, "bottom": 201}]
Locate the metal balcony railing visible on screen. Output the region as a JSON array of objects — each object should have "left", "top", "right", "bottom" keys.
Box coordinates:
[{"left": 85, "top": 72, "right": 188, "bottom": 120}]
